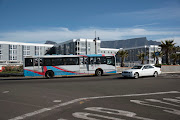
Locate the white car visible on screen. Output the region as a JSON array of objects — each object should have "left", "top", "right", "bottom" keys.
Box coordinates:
[{"left": 122, "top": 64, "right": 161, "bottom": 79}]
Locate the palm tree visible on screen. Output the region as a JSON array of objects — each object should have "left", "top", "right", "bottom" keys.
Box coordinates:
[
  {"left": 117, "top": 50, "right": 128, "bottom": 67},
  {"left": 137, "top": 52, "right": 146, "bottom": 64},
  {"left": 151, "top": 51, "right": 163, "bottom": 64},
  {"left": 171, "top": 53, "right": 180, "bottom": 65},
  {"left": 159, "top": 40, "right": 176, "bottom": 65}
]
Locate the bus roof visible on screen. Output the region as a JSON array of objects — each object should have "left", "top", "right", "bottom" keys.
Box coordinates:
[{"left": 24, "top": 54, "right": 115, "bottom": 58}]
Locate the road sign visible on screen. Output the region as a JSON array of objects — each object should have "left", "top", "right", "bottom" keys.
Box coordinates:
[{"left": 155, "top": 52, "right": 160, "bottom": 56}]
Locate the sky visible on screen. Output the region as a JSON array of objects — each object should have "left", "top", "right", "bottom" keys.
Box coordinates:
[{"left": 0, "top": 0, "right": 180, "bottom": 45}]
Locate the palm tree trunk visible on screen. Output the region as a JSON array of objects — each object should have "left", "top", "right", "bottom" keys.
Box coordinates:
[
  {"left": 141, "top": 60, "right": 144, "bottom": 64},
  {"left": 166, "top": 51, "right": 169, "bottom": 65},
  {"left": 121, "top": 57, "right": 124, "bottom": 67}
]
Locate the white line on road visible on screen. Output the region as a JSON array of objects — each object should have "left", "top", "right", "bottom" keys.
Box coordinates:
[
  {"left": 130, "top": 100, "right": 180, "bottom": 115},
  {"left": 163, "top": 98, "right": 180, "bottom": 103},
  {"left": 53, "top": 100, "right": 62, "bottom": 103},
  {"left": 73, "top": 112, "right": 125, "bottom": 120},
  {"left": 145, "top": 99, "right": 180, "bottom": 107},
  {"left": 9, "top": 91, "right": 180, "bottom": 120},
  {"left": 85, "top": 107, "right": 154, "bottom": 120},
  {"left": 2, "top": 91, "right": 9, "bottom": 94}
]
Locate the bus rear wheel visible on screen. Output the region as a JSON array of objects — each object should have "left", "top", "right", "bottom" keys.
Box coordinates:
[
  {"left": 95, "top": 69, "right": 102, "bottom": 76},
  {"left": 45, "top": 71, "right": 54, "bottom": 79}
]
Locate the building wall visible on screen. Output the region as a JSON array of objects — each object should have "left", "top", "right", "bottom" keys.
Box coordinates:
[{"left": 1, "top": 44, "right": 9, "bottom": 61}]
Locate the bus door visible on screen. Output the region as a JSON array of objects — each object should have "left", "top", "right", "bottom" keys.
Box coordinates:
[
  {"left": 88, "top": 57, "right": 96, "bottom": 74},
  {"left": 79, "top": 57, "right": 89, "bottom": 74},
  {"left": 24, "top": 58, "right": 35, "bottom": 76},
  {"left": 33, "top": 58, "right": 43, "bottom": 74},
  {"left": 106, "top": 56, "right": 116, "bottom": 70}
]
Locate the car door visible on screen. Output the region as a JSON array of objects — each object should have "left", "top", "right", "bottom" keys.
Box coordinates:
[
  {"left": 142, "top": 65, "right": 154, "bottom": 76},
  {"left": 141, "top": 65, "right": 149, "bottom": 76},
  {"left": 147, "top": 65, "right": 155, "bottom": 76}
]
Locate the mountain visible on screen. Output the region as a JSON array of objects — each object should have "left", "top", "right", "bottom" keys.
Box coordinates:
[
  {"left": 45, "top": 40, "right": 57, "bottom": 45},
  {"left": 101, "top": 37, "right": 161, "bottom": 49}
]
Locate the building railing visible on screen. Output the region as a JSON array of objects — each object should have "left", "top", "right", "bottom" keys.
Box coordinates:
[{"left": 0, "top": 61, "right": 23, "bottom": 66}]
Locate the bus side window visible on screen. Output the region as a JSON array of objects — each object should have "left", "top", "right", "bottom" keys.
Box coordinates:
[
  {"left": 44, "top": 58, "right": 52, "bottom": 66},
  {"left": 90, "top": 57, "right": 94, "bottom": 64},
  {"left": 40, "top": 58, "right": 43, "bottom": 66},
  {"left": 25, "top": 58, "right": 33, "bottom": 67},
  {"left": 107, "top": 57, "right": 115, "bottom": 66},
  {"left": 96, "top": 57, "right": 100, "bottom": 64},
  {"left": 100, "top": 57, "right": 106, "bottom": 64},
  {"left": 74, "top": 57, "right": 79, "bottom": 65},
  {"left": 80, "top": 57, "right": 83, "bottom": 64},
  {"left": 34, "top": 58, "right": 38, "bottom": 66},
  {"left": 84, "top": 58, "right": 88, "bottom": 64}
]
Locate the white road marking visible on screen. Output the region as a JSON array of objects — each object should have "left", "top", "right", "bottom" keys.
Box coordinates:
[
  {"left": 73, "top": 112, "right": 124, "bottom": 120},
  {"left": 53, "top": 100, "right": 62, "bottom": 103},
  {"left": 176, "top": 97, "right": 180, "bottom": 99},
  {"left": 9, "top": 91, "right": 180, "bottom": 120},
  {"left": 130, "top": 100, "right": 180, "bottom": 115},
  {"left": 163, "top": 98, "right": 180, "bottom": 103},
  {"left": 85, "top": 107, "right": 154, "bottom": 120},
  {"left": 146, "top": 99, "right": 180, "bottom": 107},
  {"left": 2, "top": 91, "right": 9, "bottom": 93}
]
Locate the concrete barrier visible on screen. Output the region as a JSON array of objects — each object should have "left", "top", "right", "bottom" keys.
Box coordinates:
[
  {"left": 116, "top": 66, "right": 132, "bottom": 73},
  {"left": 161, "top": 65, "right": 180, "bottom": 73},
  {"left": 116, "top": 65, "right": 180, "bottom": 73}
]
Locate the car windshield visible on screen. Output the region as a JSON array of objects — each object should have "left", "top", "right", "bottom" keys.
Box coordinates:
[{"left": 132, "top": 65, "right": 143, "bottom": 69}]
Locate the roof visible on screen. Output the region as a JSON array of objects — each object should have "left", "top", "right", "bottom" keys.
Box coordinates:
[
  {"left": 0, "top": 41, "right": 54, "bottom": 47},
  {"left": 24, "top": 54, "right": 115, "bottom": 58}
]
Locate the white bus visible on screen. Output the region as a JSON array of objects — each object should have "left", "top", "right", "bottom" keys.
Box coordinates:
[{"left": 24, "top": 54, "right": 116, "bottom": 78}]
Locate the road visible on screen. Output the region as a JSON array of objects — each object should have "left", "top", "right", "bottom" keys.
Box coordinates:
[{"left": 0, "top": 73, "right": 180, "bottom": 120}]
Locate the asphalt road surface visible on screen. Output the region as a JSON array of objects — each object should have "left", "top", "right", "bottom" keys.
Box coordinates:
[{"left": 0, "top": 73, "right": 180, "bottom": 120}]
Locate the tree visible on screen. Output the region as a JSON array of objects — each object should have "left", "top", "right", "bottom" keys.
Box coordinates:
[
  {"left": 151, "top": 51, "right": 163, "bottom": 64},
  {"left": 117, "top": 50, "right": 128, "bottom": 67},
  {"left": 45, "top": 46, "right": 56, "bottom": 55},
  {"left": 137, "top": 52, "right": 146, "bottom": 64},
  {"left": 159, "top": 40, "right": 176, "bottom": 65},
  {"left": 171, "top": 53, "right": 180, "bottom": 65}
]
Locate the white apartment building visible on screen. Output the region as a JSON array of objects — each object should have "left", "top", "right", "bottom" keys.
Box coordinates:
[
  {"left": 55, "top": 38, "right": 101, "bottom": 55},
  {"left": 100, "top": 48, "right": 120, "bottom": 54},
  {"left": 123, "top": 45, "right": 162, "bottom": 65},
  {"left": 0, "top": 41, "right": 53, "bottom": 65}
]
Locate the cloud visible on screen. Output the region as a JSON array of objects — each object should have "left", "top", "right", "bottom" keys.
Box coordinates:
[
  {"left": 113, "top": 7, "right": 180, "bottom": 20},
  {"left": 0, "top": 27, "right": 180, "bottom": 46},
  {"left": 134, "top": 23, "right": 159, "bottom": 28}
]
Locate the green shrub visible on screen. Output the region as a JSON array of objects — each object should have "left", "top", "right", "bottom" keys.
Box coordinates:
[{"left": 2, "top": 65, "right": 23, "bottom": 73}]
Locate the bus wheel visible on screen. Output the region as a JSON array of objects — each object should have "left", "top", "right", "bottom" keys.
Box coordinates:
[
  {"left": 95, "top": 69, "right": 102, "bottom": 76},
  {"left": 45, "top": 71, "right": 54, "bottom": 79}
]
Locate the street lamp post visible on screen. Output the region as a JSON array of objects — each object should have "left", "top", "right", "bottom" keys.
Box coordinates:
[{"left": 93, "top": 38, "right": 97, "bottom": 54}]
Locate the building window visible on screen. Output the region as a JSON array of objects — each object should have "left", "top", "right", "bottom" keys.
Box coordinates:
[
  {"left": 23, "top": 45, "right": 31, "bottom": 56},
  {"left": 0, "top": 45, "right": 2, "bottom": 60},
  {"left": 9, "top": 45, "right": 17, "bottom": 60},
  {"left": 35, "top": 46, "right": 40, "bottom": 55}
]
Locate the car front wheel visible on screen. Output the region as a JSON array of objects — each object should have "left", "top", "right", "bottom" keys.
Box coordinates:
[{"left": 134, "top": 72, "right": 139, "bottom": 79}]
